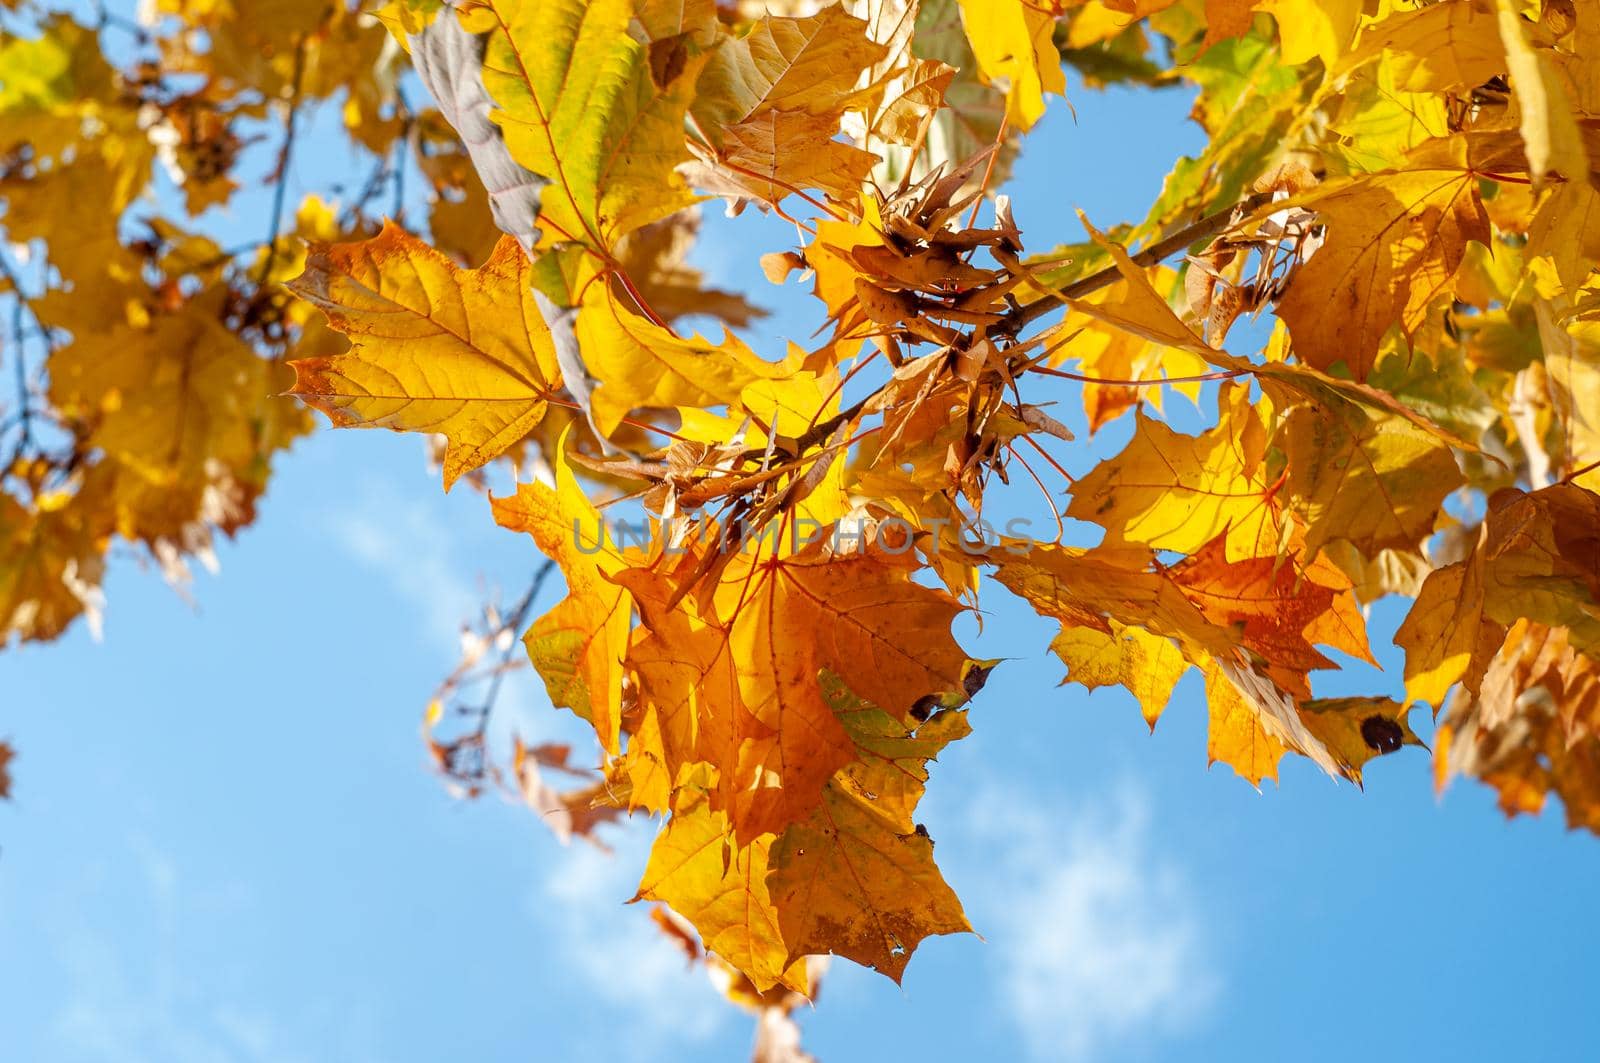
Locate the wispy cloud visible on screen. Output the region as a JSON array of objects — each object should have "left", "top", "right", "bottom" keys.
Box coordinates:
[
  {"left": 49, "top": 835, "right": 325, "bottom": 1063},
  {"left": 328, "top": 482, "right": 728, "bottom": 1057},
  {"left": 958, "top": 783, "right": 1220, "bottom": 1061},
  {"left": 530, "top": 824, "right": 733, "bottom": 1059},
  {"left": 324, "top": 487, "right": 481, "bottom": 647}
]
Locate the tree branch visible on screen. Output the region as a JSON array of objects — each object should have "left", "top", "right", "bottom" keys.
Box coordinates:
[
  {"left": 1004, "top": 191, "right": 1274, "bottom": 335},
  {"left": 253, "top": 34, "right": 311, "bottom": 290}
]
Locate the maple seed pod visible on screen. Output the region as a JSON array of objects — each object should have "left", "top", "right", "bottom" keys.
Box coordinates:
[{"left": 1360, "top": 716, "right": 1405, "bottom": 755}]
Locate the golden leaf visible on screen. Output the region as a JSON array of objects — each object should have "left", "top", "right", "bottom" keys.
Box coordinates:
[
  {"left": 1275, "top": 160, "right": 1491, "bottom": 379},
  {"left": 477, "top": 0, "right": 707, "bottom": 252},
  {"left": 491, "top": 438, "right": 635, "bottom": 753},
  {"left": 955, "top": 0, "right": 1066, "bottom": 129},
  {"left": 766, "top": 678, "right": 973, "bottom": 982},
  {"left": 288, "top": 226, "right": 562, "bottom": 488}
]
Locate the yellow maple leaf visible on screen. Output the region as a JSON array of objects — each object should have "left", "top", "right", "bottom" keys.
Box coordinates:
[
  {"left": 1274, "top": 158, "right": 1491, "bottom": 380},
  {"left": 475, "top": 0, "right": 706, "bottom": 253},
  {"left": 956, "top": 0, "right": 1066, "bottom": 129},
  {"left": 1298, "top": 696, "right": 1423, "bottom": 787},
  {"left": 1050, "top": 621, "right": 1189, "bottom": 729},
  {"left": 1258, "top": 0, "right": 1361, "bottom": 68},
  {"left": 633, "top": 795, "right": 806, "bottom": 994},
  {"left": 1340, "top": 0, "right": 1506, "bottom": 93},
  {"left": 1282, "top": 398, "right": 1464, "bottom": 560},
  {"left": 1204, "top": 659, "right": 1287, "bottom": 786},
  {"left": 576, "top": 275, "right": 773, "bottom": 436},
  {"left": 1397, "top": 484, "right": 1600, "bottom": 708},
  {"left": 491, "top": 435, "right": 635, "bottom": 754},
  {"left": 0, "top": 487, "right": 108, "bottom": 645},
  {"left": 1065, "top": 389, "right": 1288, "bottom": 561},
  {"left": 765, "top": 675, "right": 973, "bottom": 983},
  {"left": 288, "top": 226, "right": 563, "bottom": 488}
]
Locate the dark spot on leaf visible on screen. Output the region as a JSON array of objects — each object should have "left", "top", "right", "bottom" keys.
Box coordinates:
[
  {"left": 963, "top": 663, "right": 994, "bottom": 700},
  {"left": 647, "top": 35, "right": 690, "bottom": 88},
  {"left": 1361, "top": 715, "right": 1404, "bottom": 754},
  {"left": 910, "top": 694, "right": 939, "bottom": 722}
]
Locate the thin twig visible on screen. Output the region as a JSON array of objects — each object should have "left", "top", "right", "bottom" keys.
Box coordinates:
[
  {"left": 473, "top": 558, "right": 560, "bottom": 727},
  {"left": 0, "top": 252, "right": 38, "bottom": 463},
  {"left": 1562, "top": 458, "right": 1600, "bottom": 484},
  {"left": 253, "top": 35, "right": 311, "bottom": 289},
  {"left": 390, "top": 85, "right": 415, "bottom": 222}
]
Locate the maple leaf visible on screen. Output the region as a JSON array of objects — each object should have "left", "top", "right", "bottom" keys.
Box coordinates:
[
  {"left": 766, "top": 674, "right": 973, "bottom": 982},
  {"left": 995, "top": 536, "right": 1364, "bottom": 779},
  {"left": 634, "top": 794, "right": 808, "bottom": 994},
  {"left": 1258, "top": 0, "right": 1361, "bottom": 68},
  {"left": 474, "top": 0, "right": 707, "bottom": 253},
  {"left": 0, "top": 487, "right": 109, "bottom": 646},
  {"left": 491, "top": 437, "right": 635, "bottom": 754},
  {"left": 1282, "top": 398, "right": 1464, "bottom": 560},
  {"left": 1341, "top": 0, "right": 1507, "bottom": 93},
  {"left": 48, "top": 288, "right": 307, "bottom": 542},
  {"left": 991, "top": 542, "right": 1235, "bottom": 663},
  {"left": 1204, "top": 659, "right": 1287, "bottom": 786},
  {"left": 575, "top": 273, "right": 775, "bottom": 436},
  {"left": 710, "top": 536, "right": 972, "bottom": 837},
  {"left": 1050, "top": 621, "right": 1189, "bottom": 729},
  {"left": 1436, "top": 620, "right": 1600, "bottom": 831},
  {"left": 1063, "top": 216, "right": 1218, "bottom": 356},
  {"left": 686, "top": 7, "right": 889, "bottom": 210},
  {"left": 955, "top": 0, "right": 1065, "bottom": 129},
  {"left": 1298, "top": 696, "right": 1424, "bottom": 787},
  {"left": 1397, "top": 484, "right": 1600, "bottom": 709},
  {"left": 1065, "top": 391, "right": 1288, "bottom": 561},
  {"left": 1168, "top": 534, "right": 1373, "bottom": 700},
  {"left": 616, "top": 564, "right": 765, "bottom": 819},
  {"left": 288, "top": 225, "right": 563, "bottom": 488},
  {"left": 1273, "top": 156, "right": 1491, "bottom": 379}
]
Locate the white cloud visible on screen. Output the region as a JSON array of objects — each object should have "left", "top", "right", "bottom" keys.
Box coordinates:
[
  {"left": 325, "top": 489, "right": 480, "bottom": 647},
  {"left": 960, "top": 783, "right": 1220, "bottom": 1061},
  {"left": 530, "top": 824, "right": 733, "bottom": 1059},
  {"left": 329, "top": 480, "right": 730, "bottom": 1055}
]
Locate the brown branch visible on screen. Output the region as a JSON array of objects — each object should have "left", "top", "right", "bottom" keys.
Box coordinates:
[
  {"left": 252, "top": 35, "right": 311, "bottom": 290},
  {"left": 1004, "top": 191, "right": 1275, "bottom": 335},
  {"left": 0, "top": 252, "right": 41, "bottom": 466}
]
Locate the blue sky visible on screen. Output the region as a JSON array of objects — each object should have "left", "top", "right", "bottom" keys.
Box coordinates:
[{"left": 4, "top": 30, "right": 1600, "bottom": 1063}]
